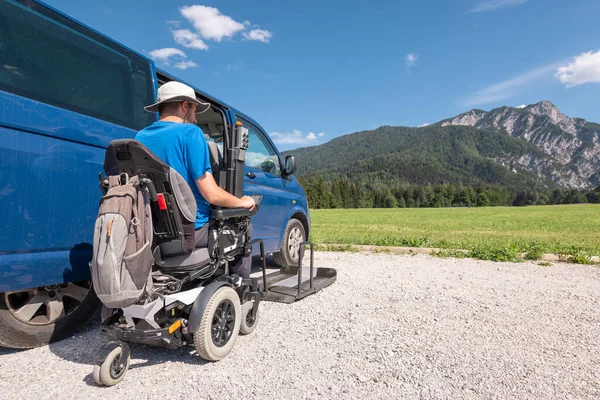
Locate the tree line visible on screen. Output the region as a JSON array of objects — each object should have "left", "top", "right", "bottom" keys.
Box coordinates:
[{"left": 298, "top": 176, "right": 600, "bottom": 209}]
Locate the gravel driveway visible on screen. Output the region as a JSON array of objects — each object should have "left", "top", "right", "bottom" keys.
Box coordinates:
[{"left": 1, "top": 252, "right": 599, "bottom": 399}]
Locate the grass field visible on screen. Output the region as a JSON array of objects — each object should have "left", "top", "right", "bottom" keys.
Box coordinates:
[{"left": 309, "top": 204, "right": 600, "bottom": 263}]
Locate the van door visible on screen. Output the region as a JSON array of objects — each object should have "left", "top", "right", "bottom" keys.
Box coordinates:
[{"left": 236, "top": 118, "right": 289, "bottom": 252}]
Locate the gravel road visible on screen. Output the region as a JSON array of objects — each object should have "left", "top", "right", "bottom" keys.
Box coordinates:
[{"left": 1, "top": 252, "right": 599, "bottom": 400}]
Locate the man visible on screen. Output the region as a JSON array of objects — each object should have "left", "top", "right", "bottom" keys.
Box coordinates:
[{"left": 136, "top": 81, "right": 255, "bottom": 277}]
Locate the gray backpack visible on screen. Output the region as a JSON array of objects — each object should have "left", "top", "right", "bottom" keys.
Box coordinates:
[{"left": 90, "top": 174, "right": 154, "bottom": 308}]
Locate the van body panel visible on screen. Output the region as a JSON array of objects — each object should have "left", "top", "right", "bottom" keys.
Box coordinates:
[
  {"left": 0, "top": 96, "right": 138, "bottom": 292},
  {"left": 243, "top": 169, "right": 291, "bottom": 251},
  {"left": 0, "top": 91, "right": 137, "bottom": 147}
]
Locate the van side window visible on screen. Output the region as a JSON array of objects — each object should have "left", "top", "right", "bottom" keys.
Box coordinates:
[
  {"left": 240, "top": 120, "right": 281, "bottom": 177},
  {"left": 0, "top": 0, "right": 155, "bottom": 130}
]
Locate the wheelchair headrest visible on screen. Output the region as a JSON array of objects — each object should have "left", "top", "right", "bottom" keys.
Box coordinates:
[{"left": 104, "top": 139, "right": 168, "bottom": 178}]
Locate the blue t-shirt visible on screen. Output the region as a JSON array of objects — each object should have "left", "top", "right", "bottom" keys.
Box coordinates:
[{"left": 135, "top": 121, "right": 212, "bottom": 229}]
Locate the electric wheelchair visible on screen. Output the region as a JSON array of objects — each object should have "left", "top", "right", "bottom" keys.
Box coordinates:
[{"left": 92, "top": 129, "right": 267, "bottom": 386}]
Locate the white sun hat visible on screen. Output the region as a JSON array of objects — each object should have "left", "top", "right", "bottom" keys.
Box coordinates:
[{"left": 144, "top": 81, "right": 210, "bottom": 113}]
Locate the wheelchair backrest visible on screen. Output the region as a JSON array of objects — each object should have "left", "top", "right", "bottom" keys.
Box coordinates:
[{"left": 104, "top": 139, "right": 197, "bottom": 256}]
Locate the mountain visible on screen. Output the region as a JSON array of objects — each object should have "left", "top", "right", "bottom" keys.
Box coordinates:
[
  {"left": 285, "top": 101, "right": 600, "bottom": 190},
  {"left": 439, "top": 101, "right": 600, "bottom": 188}
]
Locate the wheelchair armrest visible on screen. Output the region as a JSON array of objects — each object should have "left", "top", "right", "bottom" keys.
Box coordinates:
[
  {"left": 210, "top": 195, "right": 261, "bottom": 220},
  {"left": 211, "top": 208, "right": 251, "bottom": 220}
]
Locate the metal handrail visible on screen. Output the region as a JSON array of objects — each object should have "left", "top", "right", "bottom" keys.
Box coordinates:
[
  {"left": 297, "top": 241, "right": 314, "bottom": 297},
  {"left": 245, "top": 238, "right": 267, "bottom": 294}
]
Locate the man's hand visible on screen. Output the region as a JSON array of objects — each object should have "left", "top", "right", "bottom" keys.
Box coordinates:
[{"left": 240, "top": 195, "right": 256, "bottom": 211}]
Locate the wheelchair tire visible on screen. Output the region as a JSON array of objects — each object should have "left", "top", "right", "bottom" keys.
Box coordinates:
[
  {"left": 273, "top": 218, "right": 306, "bottom": 270},
  {"left": 92, "top": 345, "right": 130, "bottom": 387},
  {"left": 194, "top": 286, "right": 241, "bottom": 361},
  {"left": 239, "top": 301, "right": 258, "bottom": 335}
]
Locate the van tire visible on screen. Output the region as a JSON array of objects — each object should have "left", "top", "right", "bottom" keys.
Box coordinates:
[
  {"left": 0, "top": 282, "right": 100, "bottom": 349},
  {"left": 273, "top": 218, "right": 306, "bottom": 270}
]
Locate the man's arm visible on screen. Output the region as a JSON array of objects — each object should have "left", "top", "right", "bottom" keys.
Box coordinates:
[
  {"left": 196, "top": 172, "right": 255, "bottom": 209},
  {"left": 185, "top": 126, "right": 254, "bottom": 210}
]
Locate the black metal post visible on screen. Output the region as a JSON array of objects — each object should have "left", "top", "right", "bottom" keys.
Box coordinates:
[
  {"left": 298, "top": 243, "right": 305, "bottom": 298},
  {"left": 246, "top": 238, "right": 267, "bottom": 294},
  {"left": 309, "top": 242, "right": 314, "bottom": 290}
]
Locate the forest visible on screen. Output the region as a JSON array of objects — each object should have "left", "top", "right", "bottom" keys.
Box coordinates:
[{"left": 298, "top": 176, "right": 600, "bottom": 209}]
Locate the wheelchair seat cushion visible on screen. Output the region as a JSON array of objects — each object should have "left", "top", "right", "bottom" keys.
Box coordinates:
[{"left": 161, "top": 247, "right": 211, "bottom": 271}]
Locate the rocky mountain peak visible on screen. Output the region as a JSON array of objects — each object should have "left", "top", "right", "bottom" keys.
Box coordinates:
[
  {"left": 531, "top": 100, "right": 558, "bottom": 109},
  {"left": 527, "top": 101, "right": 577, "bottom": 134},
  {"left": 441, "top": 100, "right": 580, "bottom": 136},
  {"left": 441, "top": 109, "right": 486, "bottom": 127},
  {"left": 438, "top": 101, "right": 600, "bottom": 188}
]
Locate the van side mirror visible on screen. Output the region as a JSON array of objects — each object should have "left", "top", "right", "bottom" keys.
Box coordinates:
[{"left": 284, "top": 156, "right": 296, "bottom": 176}]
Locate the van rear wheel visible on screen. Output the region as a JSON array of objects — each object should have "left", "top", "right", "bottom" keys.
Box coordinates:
[
  {"left": 0, "top": 281, "right": 99, "bottom": 349},
  {"left": 273, "top": 218, "right": 306, "bottom": 270}
]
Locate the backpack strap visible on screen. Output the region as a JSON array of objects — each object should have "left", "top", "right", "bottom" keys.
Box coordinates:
[{"left": 108, "top": 173, "right": 130, "bottom": 188}]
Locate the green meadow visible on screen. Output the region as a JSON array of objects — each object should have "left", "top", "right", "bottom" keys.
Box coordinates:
[{"left": 309, "top": 204, "right": 600, "bottom": 263}]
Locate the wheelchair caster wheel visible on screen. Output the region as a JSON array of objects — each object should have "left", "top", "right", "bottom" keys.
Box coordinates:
[
  {"left": 240, "top": 301, "right": 259, "bottom": 335},
  {"left": 93, "top": 342, "right": 130, "bottom": 386}
]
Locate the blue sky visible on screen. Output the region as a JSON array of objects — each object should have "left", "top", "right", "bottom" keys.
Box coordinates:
[{"left": 45, "top": 0, "right": 600, "bottom": 150}]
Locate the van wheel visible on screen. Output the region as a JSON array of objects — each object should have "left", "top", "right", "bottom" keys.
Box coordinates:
[
  {"left": 273, "top": 218, "right": 306, "bottom": 270},
  {"left": 0, "top": 281, "right": 99, "bottom": 349}
]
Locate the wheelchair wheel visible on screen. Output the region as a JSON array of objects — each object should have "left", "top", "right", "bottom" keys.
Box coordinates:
[
  {"left": 240, "top": 300, "right": 258, "bottom": 335},
  {"left": 194, "top": 286, "right": 241, "bottom": 361},
  {"left": 92, "top": 344, "right": 130, "bottom": 387}
]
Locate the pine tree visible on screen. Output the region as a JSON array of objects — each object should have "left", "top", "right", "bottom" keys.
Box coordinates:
[
  {"left": 398, "top": 197, "right": 406, "bottom": 208},
  {"left": 476, "top": 192, "right": 489, "bottom": 207},
  {"left": 330, "top": 179, "right": 342, "bottom": 208}
]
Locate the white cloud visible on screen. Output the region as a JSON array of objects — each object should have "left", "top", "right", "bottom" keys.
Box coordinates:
[
  {"left": 406, "top": 53, "right": 418, "bottom": 68},
  {"left": 463, "top": 64, "right": 555, "bottom": 106},
  {"left": 174, "top": 60, "right": 199, "bottom": 70},
  {"left": 148, "top": 48, "right": 199, "bottom": 69},
  {"left": 166, "top": 20, "right": 181, "bottom": 27},
  {"left": 419, "top": 122, "right": 430, "bottom": 127},
  {"left": 174, "top": 6, "right": 273, "bottom": 49},
  {"left": 516, "top": 104, "right": 527, "bottom": 109},
  {"left": 180, "top": 5, "right": 245, "bottom": 42},
  {"left": 555, "top": 50, "right": 600, "bottom": 88},
  {"left": 149, "top": 48, "right": 186, "bottom": 62},
  {"left": 243, "top": 29, "right": 273, "bottom": 43},
  {"left": 172, "top": 29, "right": 208, "bottom": 50},
  {"left": 270, "top": 130, "right": 324, "bottom": 146},
  {"left": 227, "top": 62, "right": 244, "bottom": 72},
  {"left": 471, "top": 0, "right": 528, "bottom": 13}
]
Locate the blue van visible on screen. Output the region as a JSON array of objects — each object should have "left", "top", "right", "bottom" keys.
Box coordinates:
[{"left": 0, "top": 0, "right": 310, "bottom": 348}]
